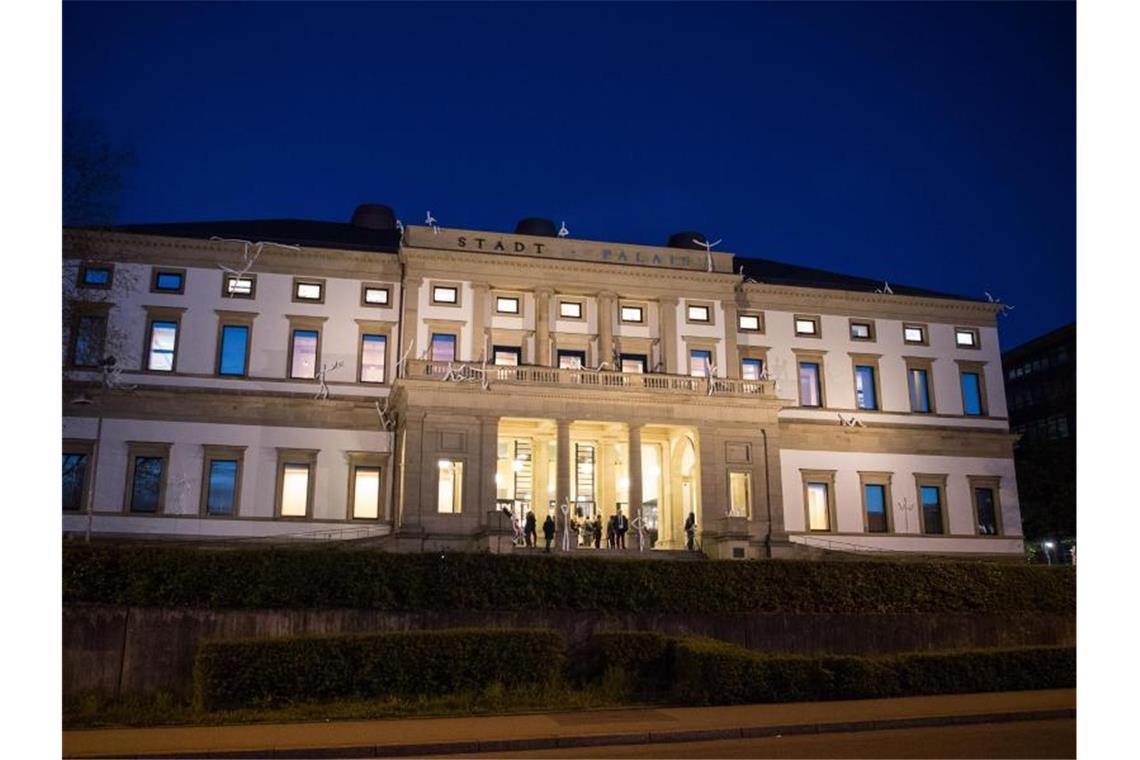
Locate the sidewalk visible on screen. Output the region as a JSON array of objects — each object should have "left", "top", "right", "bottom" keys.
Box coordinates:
[{"left": 63, "top": 689, "right": 1076, "bottom": 759}]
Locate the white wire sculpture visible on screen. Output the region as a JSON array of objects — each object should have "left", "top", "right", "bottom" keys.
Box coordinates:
[
  {"left": 425, "top": 210, "right": 440, "bottom": 234},
  {"left": 692, "top": 237, "right": 722, "bottom": 273},
  {"left": 374, "top": 397, "right": 397, "bottom": 431},
  {"left": 874, "top": 281, "right": 894, "bottom": 295},
  {"left": 837, "top": 413, "right": 866, "bottom": 428},
  {"left": 99, "top": 357, "right": 137, "bottom": 391},
  {"left": 558, "top": 221, "right": 570, "bottom": 238},
  {"left": 560, "top": 501, "right": 572, "bottom": 551},
  {"left": 211, "top": 237, "right": 301, "bottom": 297},
  {"left": 314, "top": 360, "right": 344, "bottom": 400},
  {"left": 984, "top": 291, "right": 1016, "bottom": 316},
  {"left": 631, "top": 506, "right": 648, "bottom": 552}
]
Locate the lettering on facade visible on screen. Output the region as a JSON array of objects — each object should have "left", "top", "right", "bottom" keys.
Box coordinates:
[{"left": 437, "top": 230, "right": 710, "bottom": 271}]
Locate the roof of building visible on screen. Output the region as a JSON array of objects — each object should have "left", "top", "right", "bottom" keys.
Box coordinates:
[
  {"left": 91, "top": 217, "right": 982, "bottom": 302},
  {"left": 1002, "top": 320, "right": 1076, "bottom": 360}
]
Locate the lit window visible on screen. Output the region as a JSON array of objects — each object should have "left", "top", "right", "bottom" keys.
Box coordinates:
[
  {"left": 864, "top": 484, "right": 888, "bottom": 533},
  {"left": 850, "top": 321, "right": 873, "bottom": 340},
  {"left": 558, "top": 350, "right": 585, "bottom": 369},
  {"left": 854, "top": 365, "right": 877, "bottom": 410},
  {"left": 908, "top": 367, "right": 932, "bottom": 413},
  {"left": 496, "top": 296, "right": 520, "bottom": 314},
  {"left": 974, "top": 486, "right": 999, "bottom": 535},
  {"left": 432, "top": 285, "right": 459, "bottom": 304},
  {"left": 71, "top": 313, "right": 107, "bottom": 368},
  {"left": 807, "top": 482, "right": 830, "bottom": 531},
  {"left": 920, "top": 485, "right": 944, "bottom": 534},
  {"left": 280, "top": 463, "right": 310, "bottom": 517},
  {"left": 152, "top": 270, "right": 185, "bottom": 293},
  {"left": 559, "top": 301, "right": 583, "bottom": 319},
  {"left": 223, "top": 273, "right": 255, "bottom": 298},
  {"left": 361, "top": 334, "right": 386, "bottom": 383},
  {"left": 794, "top": 317, "right": 819, "bottom": 336},
  {"left": 738, "top": 314, "right": 761, "bottom": 332},
  {"left": 437, "top": 459, "right": 463, "bottom": 513},
  {"left": 689, "top": 349, "right": 713, "bottom": 377},
  {"left": 493, "top": 345, "right": 521, "bottom": 366},
  {"left": 62, "top": 451, "right": 89, "bottom": 512},
  {"left": 352, "top": 466, "right": 381, "bottom": 520},
  {"left": 362, "top": 285, "right": 390, "bottom": 306},
  {"left": 205, "top": 460, "right": 239, "bottom": 516},
  {"left": 620, "top": 353, "right": 646, "bottom": 373},
  {"left": 290, "top": 329, "right": 319, "bottom": 379},
  {"left": 903, "top": 325, "right": 927, "bottom": 344},
  {"left": 430, "top": 333, "right": 457, "bottom": 362},
  {"left": 960, "top": 371, "right": 984, "bottom": 416},
  {"left": 729, "top": 472, "right": 751, "bottom": 518},
  {"left": 294, "top": 280, "right": 323, "bottom": 302},
  {"left": 79, "top": 264, "right": 112, "bottom": 289},
  {"left": 741, "top": 358, "right": 763, "bottom": 380},
  {"left": 146, "top": 320, "right": 178, "bottom": 372},
  {"left": 129, "top": 456, "right": 164, "bottom": 514},
  {"left": 798, "top": 362, "right": 822, "bottom": 407},
  {"left": 620, "top": 305, "right": 644, "bottom": 323},
  {"left": 687, "top": 304, "right": 710, "bottom": 323},
  {"left": 955, "top": 328, "right": 979, "bottom": 348},
  {"left": 217, "top": 325, "right": 249, "bottom": 377}
]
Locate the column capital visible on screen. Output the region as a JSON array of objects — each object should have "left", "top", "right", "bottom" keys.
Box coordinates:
[
  {"left": 597, "top": 290, "right": 619, "bottom": 302},
  {"left": 534, "top": 286, "right": 555, "bottom": 298},
  {"left": 659, "top": 295, "right": 680, "bottom": 306},
  {"left": 470, "top": 281, "right": 491, "bottom": 293}
]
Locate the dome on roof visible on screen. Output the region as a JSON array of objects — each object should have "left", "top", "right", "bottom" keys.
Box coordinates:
[
  {"left": 350, "top": 204, "right": 397, "bottom": 231},
  {"left": 667, "top": 231, "right": 708, "bottom": 250},
  {"left": 514, "top": 218, "right": 558, "bottom": 237}
]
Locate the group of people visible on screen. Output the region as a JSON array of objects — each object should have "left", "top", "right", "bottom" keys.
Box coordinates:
[{"left": 507, "top": 504, "right": 697, "bottom": 552}]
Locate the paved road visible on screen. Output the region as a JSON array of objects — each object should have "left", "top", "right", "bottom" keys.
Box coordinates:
[{"left": 448, "top": 718, "right": 1076, "bottom": 759}]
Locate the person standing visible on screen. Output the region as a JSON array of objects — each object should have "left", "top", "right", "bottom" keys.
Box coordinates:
[
  {"left": 542, "top": 513, "right": 556, "bottom": 552},
  {"left": 614, "top": 506, "right": 629, "bottom": 550},
  {"left": 593, "top": 514, "right": 602, "bottom": 549},
  {"left": 524, "top": 509, "right": 537, "bottom": 548},
  {"left": 684, "top": 510, "right": 697, "bottom": 551}
]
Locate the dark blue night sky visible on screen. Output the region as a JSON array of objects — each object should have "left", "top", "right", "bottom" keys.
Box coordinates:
[{"left": 63, "top": 1, "right": 1074, "bottom": 347}]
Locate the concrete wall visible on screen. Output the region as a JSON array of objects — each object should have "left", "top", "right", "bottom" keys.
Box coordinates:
[{"left": 63, "top": 605, "right": 1075, "bottom": 699}]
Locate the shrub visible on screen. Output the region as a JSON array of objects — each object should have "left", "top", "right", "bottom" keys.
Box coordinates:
[
  {"left": 671, "top": 637, "right": 1075, "bottom": 705},
  {"left": 193, "top": 628, "right": 564, "bottom": 711},
  {"left": 63, "top": 545, "right": 1076, "bottom": 615},
  {"left": 568, "top": 631, "right": 674, "bottom": 694}
]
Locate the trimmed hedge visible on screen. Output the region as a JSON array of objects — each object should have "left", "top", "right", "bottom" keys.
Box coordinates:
[
  {"left": 63, "top": 545, "right": 1075, "bottom": 615},
  {"left": 194, "top": 628, "right": 564, "bottom": 711},
  {"left": 671, "top": 637, "right": 1076, "bottom": 705},
  {"left": 568, "top": 631, "right": 674, "bottom": 692}
]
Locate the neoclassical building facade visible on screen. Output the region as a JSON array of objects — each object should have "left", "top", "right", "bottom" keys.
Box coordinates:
[{"left": 62, "top": 208, "right": 1023, "bottom": 558}]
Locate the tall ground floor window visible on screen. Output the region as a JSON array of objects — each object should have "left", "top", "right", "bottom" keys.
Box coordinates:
[
  {"left": 201, "top": 445, "right": 245, "bottom": 516},
  {"left": 125, "top": 442, "right": 171, "bottom": 514},
  {"left": 276, "top": 449, "right": 317, "bottom": 518},
  {"left": 438, "top": 459, "right": 464, "bottom": 513},
  {"left": 863, "top": 484, "right": 888, "bottom": 533},
  {"left": 969, "top": 476, "right": 1002, "bottom": 535},
  {"left": 728, "top": 471, "right": 751, "bottom": 518},
  {"left": 801, "top": 470, "right": 836, "bottom": 532},
  {"left": 62, "top": 440, "right": 94, "bottom": 512},
  {"left": 916, "top": 474, "right": 948, "bottom": 534}
]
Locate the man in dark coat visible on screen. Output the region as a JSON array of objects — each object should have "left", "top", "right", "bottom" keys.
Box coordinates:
[
  {"left": 524, "top": 509, "right": 537, "bottom": 548},
  {"left": 542, "top": 513, "right": 556, "bottom": 552},
  {"left": 684, "top": 511, "right": 697, "bottom": 551},
  {"left": 592, "top": 514, "right": 603, "bottom": 548},
  {"left": 614, "top": 506, "right": 629, "bottom": 549}
]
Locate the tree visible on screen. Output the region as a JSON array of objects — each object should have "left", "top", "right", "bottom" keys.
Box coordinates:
[{"left": 62, "top": 113, "right": 133, "bottom": 228}]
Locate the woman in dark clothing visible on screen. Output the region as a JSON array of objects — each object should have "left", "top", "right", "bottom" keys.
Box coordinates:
[
  {"left": 593, "top": 515, "right": 603, "bottom": 548},
  {"left": 524, "top": 509, "right": 537, "bottom": 548},
  {"left": 542, "top": 514, "right": 556, "bottom": 552}
]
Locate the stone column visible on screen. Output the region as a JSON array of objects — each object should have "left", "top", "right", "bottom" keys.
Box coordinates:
[
  {"left": 628, "top": 424, "right": 643, "bottom": 520},
  {"left": 479, "top": 416, "right": 499, "bottom": 527},
  {"left": 556, "top": 418, "right": 571, "bottom": 513},
  {"left": 471, "top": 282, "right": 490, "bottom": 362},
  {"left": 597, "top": 291, "right": 616, "bottom": 367},
  {"left": 659, "top": 296, "right": 679, "bottom": 374},
  {"left": 722, "top": 300, "right": 740, "bottom": 379},
  {"left": 401, "top": 277, "right": 423, "bottom": 374},
  {"left": 398, "top": 410, "right": 427, "bottom": 533},
  {"left": 535, "top": 287, "right": 553, "bottom": 366}
]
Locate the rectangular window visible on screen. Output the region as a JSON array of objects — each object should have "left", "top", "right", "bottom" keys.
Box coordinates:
[
  {"left": 493, "top": 345, "right": 521, "bottom": 366},
  {"left": 71, "top": 313, "right": 107, "bottom": 367},
  {"left": 62, "top": 452, "right": 89, "bottom": 512},
  {"left": 432, "top": 285, "right": 459, "bottom": 304},
  {"left": 495, "top": 296, "right": 520, "bottom": 314},
  {"left": 559, "top": 301, "right": 583, "bottom": 319},
  {"left": 205, "top": 460, "right": 238, "bottom": 516},
  {"left": 129, "top": 456, "right": 165, "bottom": 514},
  {"left": 920, "top": 485, "right": 944, "bottom": 534},
  {"left": 738, "top": 313, "right": 762, "bottom": 332},
  {"left": 430, "top": 333, "right": 457, "bottom": 362},
  {"left": 361, "top": 284, "right": 390, "bottom": 306},
  {"left": 854, "top": 365, "right": 878, "bottom": 410},
  {"left": 864, "top": 484, "right": 888, "bottom": 533},
  {"left": 794, "top": 316, "right": 820, "bottom": 336},
  {"left": 146, "top": 320, "right": 178, "bottom": 372},
  {"left": 729, "top": 472, "right": 751, "bottom": 518},
  {"left": 79, "top": 263, "right": 113, "bottom": 289},
  {"left": 217, "top": 325, "right": 250, "bottom": 377},
  {"left": 974, "top": 487, "right": 999, "bottom": 535},
  {"left": 689, "top": 349, "right": 713, "bottom": 377},
  {"left": 293, "top": 280, "right": 324, "bottom": 302},
  {"left": 908, "top": 367, "right": 932, "bottom": 413},
  {"left": 361, "top": 334, "right": 387, "bottom": 382},
  {"left": 437, "top": 459, "right": 463, "bottom": 513},
  {"left": 955, "top": 328, "right": 979, "bottom": 348},
  {"left": 223, "top": 273, "right": 255, "bottom": 298},
  {"left": 798, "top": 362, "right": 822, "bottom": 407},
  {"left": 850, "top": 320, "right": 874, "bottom": 341},
  {"left": 280, "top": 463, "right": 311, "bottom": 517},
  {"left": 558, "top": 349, "right": 586, "bottom": 369},
  {"left": 352, "top": 466, "right": 382, "bottom": 519},
  {"left": 806, "top": 482, "right": 830, "bottom": 531},
  {"left": 290, "top": 329, "right": 319, "bottom": 379},
  {"left": 687, "top": 304, "right": 710, "bottom": 323},
  {"left": 741, "top": 358, "right": 764, "bottom": 380},
  {"left": 620, "top": 353, "right": 646, "bottom": 373},
  {"left": 151, "top": 269, "right": 185, "bottom": 294},
  {"left": 903, "top": 324, "right": 927, "bottom": 344},
  {"left": 620, "top": 305, "right": 644, "bottom": 323},
  {"left": 960, "top": 371, "right": 984, "bottom": 416}
]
